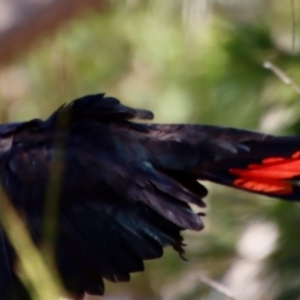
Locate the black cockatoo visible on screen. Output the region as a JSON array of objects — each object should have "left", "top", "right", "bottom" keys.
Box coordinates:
[{"left": 1, "top": 94, "right": 300, "bottom": 299}]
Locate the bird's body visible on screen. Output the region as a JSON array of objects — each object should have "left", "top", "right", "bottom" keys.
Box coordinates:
[{"left": 1, "top": 94, "right": 300, "bottom": 299}]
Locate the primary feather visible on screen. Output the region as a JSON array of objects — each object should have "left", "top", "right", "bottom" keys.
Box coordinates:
[{"left": 1, "top": 94, "right": 300, "bottom": 299}]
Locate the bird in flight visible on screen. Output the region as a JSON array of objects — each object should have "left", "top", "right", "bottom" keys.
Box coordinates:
[{"left": 1, "top": 93, "right": 300, "bottom": 299}]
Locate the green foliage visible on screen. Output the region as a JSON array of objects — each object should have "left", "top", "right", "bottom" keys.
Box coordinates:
[{"left": 1, "top": 0, "right": 300, "bottom": 299}]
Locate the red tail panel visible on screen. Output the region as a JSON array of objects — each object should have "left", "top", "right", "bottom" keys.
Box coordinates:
[
  {"left": 227, "top": 150, "right": 300, "bottom": 197},
  {"left": 231, "top": 178, "right": 292, "bottom": 195},
  {"left": 230, "top": 151, "right": 300, "bottom": 180}
]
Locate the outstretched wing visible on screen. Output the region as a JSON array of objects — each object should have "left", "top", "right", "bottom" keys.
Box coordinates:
[
  {"left": 2, "top": 93, "right": 300, "bottom": 299},
  {"left": 0, "top": 95, "right": 205, "bottom": 299}
]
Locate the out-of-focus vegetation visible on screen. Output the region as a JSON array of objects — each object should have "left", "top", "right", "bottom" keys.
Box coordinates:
[{"left": 1, "top": 0, "right": 300, "bottom": 299}]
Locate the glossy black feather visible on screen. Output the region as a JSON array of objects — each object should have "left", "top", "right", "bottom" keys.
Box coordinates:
[{"left": 0, "top": 93, "right": 300, "bottom": 299}]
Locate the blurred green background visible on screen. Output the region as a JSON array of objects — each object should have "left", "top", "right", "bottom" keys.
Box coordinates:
[{"left": 1, "top": 1, "right": 300, "bottom": 299}]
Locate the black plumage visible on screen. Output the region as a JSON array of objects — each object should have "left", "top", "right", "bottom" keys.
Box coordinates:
[{"left": 1, "top": 94, "right": 300, "bottom": 299}]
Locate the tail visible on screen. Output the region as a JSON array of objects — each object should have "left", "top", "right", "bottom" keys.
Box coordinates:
[
  {"left": 147, "top": 124, "right": 300, "bottom": 201},
  {"left": 197, "top": 136, "right": 300, "bottom": 201}
]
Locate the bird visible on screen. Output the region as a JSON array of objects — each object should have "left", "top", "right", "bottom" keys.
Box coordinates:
[{"left": 1, "top": 93, "right": 300, "bottom": 299}]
